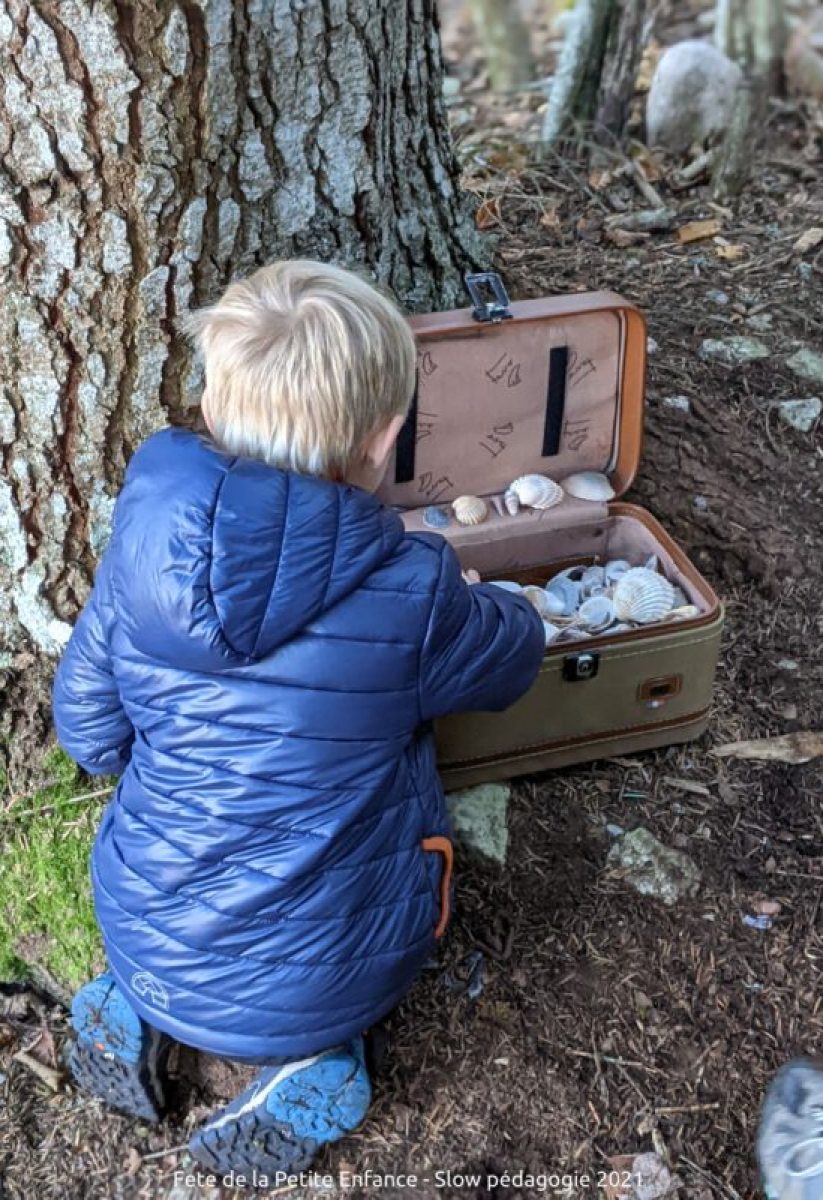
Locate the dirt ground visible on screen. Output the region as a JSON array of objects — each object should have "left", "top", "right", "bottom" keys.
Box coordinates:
[{"left": 3, "top": 5, "right": 823, "bottom": 1199}]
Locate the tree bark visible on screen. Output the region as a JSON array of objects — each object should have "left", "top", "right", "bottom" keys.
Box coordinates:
[
  {"left": 542, "top": 0, "right": 647, "bottom": 150},
  {"left": 716, "top": 0, "right": 786, "bottom": 91},
  {"left": 0, "top": 0, "right": 485, "bottom": 777},
  {"left": 467, "top": 0, "right": 535, "bottom": 91}
]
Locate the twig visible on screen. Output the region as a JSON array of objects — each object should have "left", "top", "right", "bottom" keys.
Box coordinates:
[
  {"left": 13, "top": 1050, "right": 64, "bottom": 1092},
  {"left": 623, "top": 158, "right": 665, "bottom": 209},
  {"left": 563, "top": 1047, "right": 668, "bottom": 1076},
  {"left": 141, "top": 1143, "right": 190, "bottom": 1162},
  {"left": 655, "top": 1102, "right": 722, "bottom": 1115},
  {"left": 680, "top": 1154, "right": 744, "bottom": 1200},
  {"left": 2, "top": 785, "right": 113, "bottom": 820},
  {"left": 670, "top": 149, "right": 717, "bottom": 190}
]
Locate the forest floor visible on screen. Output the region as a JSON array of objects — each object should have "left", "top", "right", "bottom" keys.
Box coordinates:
[{"left": 3, "top": 4, "right": 823, "bottom": 1200}]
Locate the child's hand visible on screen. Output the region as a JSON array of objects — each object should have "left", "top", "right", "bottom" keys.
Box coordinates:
[{"left": 461, "top": 568, "right": 480, "bottom": 585}]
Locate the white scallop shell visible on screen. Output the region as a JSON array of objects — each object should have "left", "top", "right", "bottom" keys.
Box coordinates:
[
  {"left": 613, "top": 568, "right": 676, "bottom": 624},
  {"left": 504, "top": 474, "right": 564, "bottom": 514},
  {"left": 577, "top": 595, "right": 615, "bottom": 631},
  {"left": 452, "top": 495, "right": 488, "bottom": 526},
  {"left": 562, "top": 471, "right": 616, "bottom": 501}
]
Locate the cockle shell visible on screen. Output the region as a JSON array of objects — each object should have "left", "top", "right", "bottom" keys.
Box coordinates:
[
  {"left": 423, "top": 505, "right": 450, "bottom": 530},
  {"left": 562, "top": 471, "right": 616, "bottom": 501},
  {"left": 503, "top": 474, "right": 564, "bottom": 515},
  {"left": 577, "top": 595, "right": 615, "bottom": 631},
  {"left": 613, "top": 568, "right": 675, "bottom": 624},
  {"left": 452, "top": 495, "right": 488, "bottom": 526}
]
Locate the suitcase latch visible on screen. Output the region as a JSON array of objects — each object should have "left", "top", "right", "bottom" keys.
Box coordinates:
[
  {"left": 465, "top": 272, "right": 513, "bottom": 324},
  {"left": 563, "top": 652, "right": 600, "bottom": 682}
]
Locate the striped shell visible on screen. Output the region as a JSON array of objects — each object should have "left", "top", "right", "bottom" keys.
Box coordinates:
[
  {"left": 504, "top": 474, "right": 564, "bottom": 515},
  {"left": 452, "top": 495, "right": 488, "bottom": 526},
  {"left": 562, "top": 471, "right": 616, "bottom": 501},
  {"left": 613, "top": 568, "right": 675, "bottom": 624}
]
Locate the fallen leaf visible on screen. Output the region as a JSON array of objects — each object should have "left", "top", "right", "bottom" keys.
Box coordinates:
[
  {"left": 662, "top": 775, "right": 711, "bottom": 796},
  {"left": 793, "top": 226, "right": 823, "bottom": 254},
  {"left": 714, "top": 240, "right": 746, "bottom": 261},
  {"left": 712, "top": 731, "right": 823, "bottom": 763},
  {"left": 605, "top": 1156, "right": 635, "bottom": 1200},
  {"left": 589, "top": 167, "right": 614, "bottom": 190},
  {"left": 474, "top": 196, "right": 502, "bottom": 231},
  {"left": 678, "top": 218, "right": 723, "bottom": 244}
]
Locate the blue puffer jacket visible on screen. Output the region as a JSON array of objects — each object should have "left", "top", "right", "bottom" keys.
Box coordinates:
[{"left": 53, "top": 428, "right": 544, "bottom": 1061}]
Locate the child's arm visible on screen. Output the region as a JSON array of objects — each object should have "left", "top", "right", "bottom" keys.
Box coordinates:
[
  {"left": 419, "top": 542, "right": 545, "bottom": 721},
  {"left": 52, "top": 558, "right": 134, "bottom": 776}
]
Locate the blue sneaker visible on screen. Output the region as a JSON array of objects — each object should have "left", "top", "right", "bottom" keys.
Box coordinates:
[
  {"left": 189, "top": 1038, "right": 371, "bottom": 1175},
  {"left": 758, "top": 1059, "right": 823, "bottom": 1199},
  {"left": 68, "top": 972, "right": 170, "bottom": 1122}
]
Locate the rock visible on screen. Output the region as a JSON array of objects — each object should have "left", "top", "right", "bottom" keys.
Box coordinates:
[
  {"left": 446, "top": 782, "right": 510, "bottom": 865},
  {"left": 630, "top": 1152, "right": 683, "bottom": 1200},
  {"left": 707, "top": 288, "right": 730, "bottom": 306},
  {"left": 777, "top": 397, "right": 822, "bottom": 432},
  {"left": 662, "top": 394, "right": 690, "bottom": 414},
  {"left": 646, "top": 40, "right": 742, "bottom": 154},
  {"left": 693, "top": 494, "right": 708, "bottom": 512},
  {"left": 787, "top": 348, "right": 823, "bottom": 386},
  {"left": 746, "top": 312, "right": 773, "bottom": 332},
  {"left": 607, "top": 827, "right": 701, "bottom": 906},
  {"left": 647, "top": 336, "right": 659, "bottom": 355},
  {"left": 698, "top": 336, "right": 770, "bottom": 367}
]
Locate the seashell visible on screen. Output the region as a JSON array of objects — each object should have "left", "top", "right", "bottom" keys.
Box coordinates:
[
  {"left": 562, "top": 471, "right": 616, "bottom": 501},
  {"left": 423, "top": 505, "right": 450, "bottom": 530},
  {"left": 671, "top": 586, "right": 689, "bottom": 608},
  {"left": 577, "top": 595, "right": 615, "bottom": 631},
  {"left": 556, "top": 625, "right": 592, "bottom": 643},
  {"left": 605, "top": 559, "right": 631, "bottom": 584},
  {"left": 581, "top": 565, "right": 606, "bottom": 596},
  {"left": 613, "top": 567, "right": 676, "bottom": 624},
  {"left": 487, "top": 579, "right": 523, "bottom": 594},
  {"left": 543, "top": 621, "right": 562, "bottom": 647},
  {"left": 490, "top": 494, "right": 506, "bottom": 518},
  {"left": 669, "top": 604, "right": 701, "bottom": 622},
  {"left": 553, "top": 565, "right": 586, "bottom": 583},
  {"left": 542, "top": 589, "right": 567, "bottom": 618},
  {"left": 644, "top": 554, "right": 661, "bottom": 573},
  {"left": 522, "top": 586, "right": 555, "bottom": 618},
  {"left": 504, "top": 474, "right": 564, "bottom": 515},
  {"left": 545, "top": 576, "right": 581, "bottom": 617},
  {"left": 452, "top": 494, "right": 488, "bottom": 526},
  {"left": 610, "top": 623, "right": 634, "bottom": 634}
]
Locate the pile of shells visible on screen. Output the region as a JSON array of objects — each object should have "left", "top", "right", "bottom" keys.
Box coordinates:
[
  {"left": 488, "top": 557, "right": 700, "bottom": 647},
  {"left": 422, "top": 471, "right": 614, "bottom": 530}
]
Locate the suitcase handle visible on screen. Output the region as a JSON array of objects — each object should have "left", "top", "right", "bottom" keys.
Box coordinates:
[{"left": 464, "top": 272, "right": 513, "bottom": 324}]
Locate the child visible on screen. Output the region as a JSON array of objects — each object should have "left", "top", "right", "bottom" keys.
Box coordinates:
[
  {"left": 758, "top": 1058, "right": 823, "bottom": 1198},
  {"left": 53, "top": 260, "right": 545, "bottom": 1175}
]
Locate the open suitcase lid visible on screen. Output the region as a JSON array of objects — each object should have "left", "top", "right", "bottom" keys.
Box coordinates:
[{"left": 377, "top": 275, "right": 646, "bottom": 512}]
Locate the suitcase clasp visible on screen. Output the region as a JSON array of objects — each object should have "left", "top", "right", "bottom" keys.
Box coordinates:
[
  {"left": 563, "top": 652, "right": 600, "bottom": 682},
  {"left": 465, "top": 272, "right": 513, "bottom": 324}
]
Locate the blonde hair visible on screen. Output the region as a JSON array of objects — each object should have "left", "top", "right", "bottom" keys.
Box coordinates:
[{"left": 183, "top": 260, "right": 416, "bottom": 476}]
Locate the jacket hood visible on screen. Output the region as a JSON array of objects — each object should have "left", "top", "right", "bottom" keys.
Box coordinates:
[{"left": 108, "top": 428, "right": 405, "bottom": 670}]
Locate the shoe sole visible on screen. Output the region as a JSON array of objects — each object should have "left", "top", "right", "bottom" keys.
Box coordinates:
[
  {"left": 189, "top": 1046, "right": 371, "bottom": 1175},
  {"left": 68, "top": 1033, "right": 167, "bottom": 1123}
]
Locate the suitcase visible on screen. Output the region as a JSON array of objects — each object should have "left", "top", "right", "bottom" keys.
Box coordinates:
[{"left": 378, "top": 274, "right": 724, "bottom": 790}]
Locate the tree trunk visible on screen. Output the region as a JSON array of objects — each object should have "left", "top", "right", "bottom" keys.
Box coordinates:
[
  {"left": 542, "top": 0, "right": 647, "bottom": 150},
  {"left": 716, "top": 0, "right": 787, "bottom": 91},
  {"left": 0, "top": 0, "right": 485, "bottom": 780},
  {"left": 468, "top": 0, "right": 536, "bottom": 91}
]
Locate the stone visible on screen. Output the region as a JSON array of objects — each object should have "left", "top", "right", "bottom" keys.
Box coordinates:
[
  {"left": 607, "top": 827, "right": 701, "bottom": 906},
  {"left": 446, "top": 783, "right": 510, "bottom": 865},
  {"left": 707, "top": 288, "right": 730, "bottom": 306},
  {"left": 698, "top": 336, "right": 770, "bottom": 367},
  {"left": 646, "top": 40, "right": 742, "bottom": 155},
  {"left": 662, "top": 394, "right": 690, "bottom": 414},
  {"left": 777, "top": 397, "right": 822, "bottom": 432},
  {"left": 746, "top": 312, "right": 773, "bottom": 333},
  {"left": 646, "top": 336, "right": 659, "bottom": 355},
  {"left": 787, "top": 348, "right": 823, "bottom": 386}
]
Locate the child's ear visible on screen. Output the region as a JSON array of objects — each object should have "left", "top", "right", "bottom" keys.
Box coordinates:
[{"left": 363, "top": 414, "right": 406, "bottom": 468}]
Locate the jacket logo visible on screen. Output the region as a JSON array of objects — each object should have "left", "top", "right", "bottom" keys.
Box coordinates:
[{"left": 130, "top": 971, "right": 170, "bottom": 1010}]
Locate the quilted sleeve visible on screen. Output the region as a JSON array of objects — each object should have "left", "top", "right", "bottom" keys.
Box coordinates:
[
  {"left": 418, "top": 541, "right": 545, "bottom": 721},
  {"left": 52, "top": 558, "right": 134, "bottom": 776}
]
